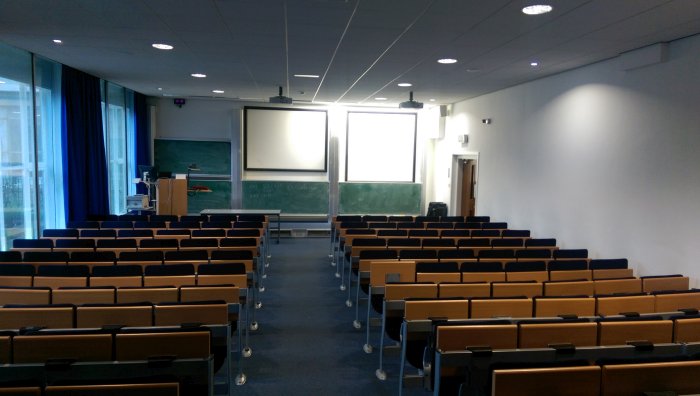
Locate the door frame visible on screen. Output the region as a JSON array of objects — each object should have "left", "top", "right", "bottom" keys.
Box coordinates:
[{"left": 450, "top": 153, "right": 479, "bottom": 216}]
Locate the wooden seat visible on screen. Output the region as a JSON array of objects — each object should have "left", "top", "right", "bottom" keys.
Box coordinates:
[
  {"left": 52, "top": 287, "right": 116, "bottom": 305},
  {"left": 384, "top": 283, "right": 438, "bottom": 301},
  {"left": 673, "top": 317, "right": 700, "bottom": 343},
  {"left": 0, "top": 287, "right": 50, "bottom": 305},
  {"left": 45, "top": 383, "right": 179, "bottom": 396},
  {"left": 436, "top": 323, "right": 517, "bottom": 351},
  {"left": 642, "top": 275, "right": 690, "bottom": 293},
  {"left": 180, "top": 285, "right": 240, "bottom": 304},
  {"left": 461, "top": 271, "right": 506, "bottom": 283},
  {"left": 655, "top": 291, "right": 700, "bottom": 313},
  {"left": 115, "top": 331, "right": 210, "bottom": 360},
  {"left": 601, "top": 360, "right": 700, "bottom": 396},
  {"left": 403, "top": 299, "right": 470, "bottom": 320},
  {"left": 117, "top": 287, "right": 179, "bottom": 304},
  {"left": 13, "top": 333, "right": 113, "bottom": 363},
  {"left": 593, "top": 278, "right": 642, "bottom": 295},
  {"left": 154, "top": 303, "right": 228, "bottom": 326},
  {"left": 592, "top": 268, "right": 634, "bottom": 280},
  {"left": 491, "top": 282, "right": 542, "bottom": 298},
  {"left": 597, "top": 319, "right": 673, "bottom": 345},
  {"left": 0, "top": 387, "right": 41, "bottom": 395},
  {"left": 596, "top": 295, "right": 655, "bottom": 316},
  {"left": 505, "top": 271, "right": 549, "bottom": 282},
  {"left": 438, "top": 283, "right": 490, "bottom": 298},
  {"left": 76, "top": 304, "right": 153, "bottom": 328},
  {"left": 492, "top": 366, "right": 601, "bottom": 396},
  {"left": 543, "top": 280, "right": 595, "bottom": 297},
  {"left": 518, "top": 322, "right": 598, "bottom": 348},
  {"left": 368, "top": 260, "right": 416, "bottom": 285},
  {"left": 470, "top": 298, "right": 533, "bottom": 319},
  {"left": 0, "top": 306, "right": 74, "bottom": 329},
  {"left": 534, "top": 297, "right": 596, "bottom": 317},
  {"left": 548, "top": 269, "right": 592, "bottom": 282}
]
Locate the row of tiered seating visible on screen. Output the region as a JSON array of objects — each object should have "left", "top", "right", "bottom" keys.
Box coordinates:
[
  {"left": 331, "top": 214, "right": 699, "bottom": 395},
  {"left": 1, "top": 214, "right": 272, "bottom": 393}
]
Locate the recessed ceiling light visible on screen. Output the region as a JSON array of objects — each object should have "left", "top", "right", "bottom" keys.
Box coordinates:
[
  {"left": 293, "top": 74, "right": 319, "bottom": 78},
  {"left": 429, "top": 99, "right": 436, "bottom": 102},
  {"left": 466, "top": 68, "right": 481, "bottom": 73},
  {"left": 374, "top": 97, "right": 387, "bottom": 101},
  {"left": 437, "top": 58, "right": 458, "bottom": 64},
  {"left": 0, "top": 80, "right": 5, "bottom": 84},
  {"left": 212, "top": 90, "right": 224, "bottom": 94},
  {"left": 522, "top": 5, "right": 553, "bottom": 15},
  {"left": 397, "top": 82, "right": 412, "bottom": 87},
  {"left": 191, "top": 73, "right": 206, "bottom": 78},
  {"left": 530, "top": 61, "right": 539, "bottom": 67},
  {"left": 162, "top": 93, "right": 174, "bottom": 97},
  {"left": 157, "top": 87, "right": 163, "bottom": 91},
  {"left": 152, "top": 43, "right": 173, "bottom": 50},
  {"left": 52, "top": 39, "right": 63, "bottom": 45}
]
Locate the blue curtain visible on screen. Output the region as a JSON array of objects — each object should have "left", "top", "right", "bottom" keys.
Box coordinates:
[
  {"left": 134, "top": 92, "right": 150, "bottom": 194},
  {"left": 61, "top": 66, "right": 109, "bottom": 221}
]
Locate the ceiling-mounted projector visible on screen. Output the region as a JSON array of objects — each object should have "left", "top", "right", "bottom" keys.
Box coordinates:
[
  {"left": 399, "top": 91, "right": 423, "bottom": 109},
  {"left": 269, "top": 86, "right": 293, "bottom": 104}
]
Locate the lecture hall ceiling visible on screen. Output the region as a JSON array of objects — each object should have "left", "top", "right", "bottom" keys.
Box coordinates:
[{"left": 1, "top": 0, "right": 699, "bottom": 106}]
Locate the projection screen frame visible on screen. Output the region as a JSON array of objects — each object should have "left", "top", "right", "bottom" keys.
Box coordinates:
[{"left": 244, "top": 106, "right": 329, "bottom": 172}]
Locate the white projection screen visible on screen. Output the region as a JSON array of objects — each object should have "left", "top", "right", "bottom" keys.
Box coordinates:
[
  {"left": 244, "top": 107, "right": 328, "bottom": 172},
  {"left": 346, "top": 112, "right": 416, "bottom": 182}
]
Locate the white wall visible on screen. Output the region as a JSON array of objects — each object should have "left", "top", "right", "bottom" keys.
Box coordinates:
[{"left": 430, "top": 34, "right": 700, "bottom": 283}]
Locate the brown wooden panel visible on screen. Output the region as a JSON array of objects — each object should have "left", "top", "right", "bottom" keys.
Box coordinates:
[
  {"left": 601, "top": 360, "right": 700, "bottom": 396},
  {"left": 436, "top": 324, "right": 517, "bottom": 351},
  {"left": 13, "top": 334, "right": 112, "bottom": 363},
  {"left": 518, "top": 322, "right": 598, "bottom": 348},
  {"left": 534, "top": 297, "right": 596, "bottom": 317},
  {"left": 403, "top": 300, "right": 469, "bottom": 320},
  {"left": 493, "top": 366, "right": 600, "bottom": 396},
  {"left": 598, "top": 320, "right": 673, "bottom": 346}
]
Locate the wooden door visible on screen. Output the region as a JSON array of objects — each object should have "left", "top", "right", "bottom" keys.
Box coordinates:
[{"left": 460, "top": 160, "right": 476, "bottom": 217}]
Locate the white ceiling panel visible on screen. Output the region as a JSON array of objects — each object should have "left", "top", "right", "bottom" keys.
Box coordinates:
[{"left": 0, "top": 0, "right": 698, "bottom": 105}]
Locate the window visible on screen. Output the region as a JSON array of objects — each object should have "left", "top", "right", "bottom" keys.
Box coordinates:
[
  {"left": 103, "top": 82, "right": 127, "bottom": 214},
  {"left": 0, "top": 43, "right": 37, "bottom": 250},
  {"left": 33, "top": 56, "right": 65, "bottom": 230}
]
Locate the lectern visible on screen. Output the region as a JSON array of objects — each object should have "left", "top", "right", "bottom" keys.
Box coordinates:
[{"left": 156, "top": 178, "right": 188, "bottom": 215}]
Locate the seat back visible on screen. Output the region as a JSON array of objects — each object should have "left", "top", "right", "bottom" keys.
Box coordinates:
[
  {"left": 597, "top": 319, "right": 673, "bottom": 345},
  {"left": 115, "top": 331, "right": 210, "bottom": 360},
  {"left": 493, "top": 366, "right": 601, "bottom": 396},
  {"left": 368, "top": 260, "right": 416, "bottom": 286},
  {"left": 491, "top": 282, "right": 543, "bottom": 298},
  {"left": 601, "top": 360, "right": 700, "bottom": 396},
  {"left": 655, "top": 291, "right": 700, "bottom": 313},
  {"left": 0, "top": 306, "right": 74, "bottom": 329},
  {"left": 436, "top": 324, "right": 517, "bottom": 351},
  {"left": 641, "top": 275, "right": 690, "bottom": 293},
  {"left": 76, "top": 305, "right": 154, "bottom": 328},
  {"left": 45, "top": 383, "right": 179, "bottom": 396},
  {"left": 117, "top": 287, "right": 179, "bottom": 304},
  {"left": 13, "top": 333, "right": 113, "bottom": 363},
  {"left": 0, "top": 287, "right": 50, "bottom": 305},
  {"left": 154, "top": 303, "right": 228, "bottom": 326},
  {"left": 534, "top": 297, "right": 596, "bottom": 317},
  {"left": 438, "top": 283, "right": 490, "bottom": 298},
  {"left": 543, "top": 280, "right": 594, "bottom": 297},
  {"left": 470, "top": 298, "right": 533, "bottom": 319},
  {"left": 593, "top": 278, "right": 642, "bottom": 295},
  {"left": 404, "top": 299, "right": 470, "bottom": 320},
  {"left": 518, "top": 322, "right": 598, "bottom": 348},
  {"left": 52, "top": 288, "right": 116, "bottom": 305},
  {"left": 596, "top": 295, "right": 655, "bottom": 316}
]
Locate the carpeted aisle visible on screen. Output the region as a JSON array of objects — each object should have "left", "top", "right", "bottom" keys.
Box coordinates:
[{"left": 239, "top": 237, "right": 426, "bottom": 396}]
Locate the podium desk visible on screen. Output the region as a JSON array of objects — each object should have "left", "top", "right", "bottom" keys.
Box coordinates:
[{"left": 156, "top": 178, "right": 188, "bottom": 216}]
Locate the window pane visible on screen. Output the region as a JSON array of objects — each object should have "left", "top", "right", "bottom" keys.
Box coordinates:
[
  {"left": 105, "top": 82, "right": 127, "bottom": 214},
  {"left": 0, "top": 43, "right": 37, "bottom": 250},
  {"left": 33, "top": 56, "right": 64, "bottom": 231}
]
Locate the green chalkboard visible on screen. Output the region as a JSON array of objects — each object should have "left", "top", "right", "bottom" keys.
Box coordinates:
[
  {"left": 242, "top": 181, "right": 329, "bottom": 214},
  {"left": 339, "top": 183, "right": 422, "bottom": 215},
  {"left": 187, "top": 180, "right": 232, "bottom": 213},
  {"left": 154, "top": 139, "right": 231, "bottom": 175}
]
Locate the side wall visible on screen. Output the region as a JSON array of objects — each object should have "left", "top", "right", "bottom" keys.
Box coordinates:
[{"left": 430, "top": 34, "right": 700, "bottom": 283}]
